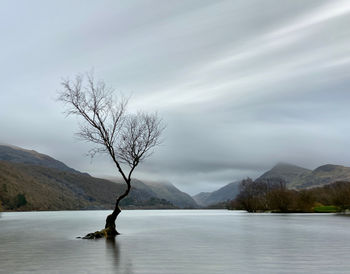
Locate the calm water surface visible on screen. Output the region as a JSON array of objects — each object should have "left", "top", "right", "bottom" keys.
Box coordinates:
[{"left": 0, "top": 210, "right": 349, "bottom": 273}]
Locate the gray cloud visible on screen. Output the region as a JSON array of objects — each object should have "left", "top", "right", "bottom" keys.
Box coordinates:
[{"left": 1, "top": 0, "right": 350, "bottom": 194}]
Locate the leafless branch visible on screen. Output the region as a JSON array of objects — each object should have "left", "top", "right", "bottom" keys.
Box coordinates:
[{"left": 58, "top": 72, "right": 165, "bottom": 189}]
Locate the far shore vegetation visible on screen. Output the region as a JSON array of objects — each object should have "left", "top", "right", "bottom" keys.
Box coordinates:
[{"left": 227, "top": 178, "right": 350, "bottom": 213}]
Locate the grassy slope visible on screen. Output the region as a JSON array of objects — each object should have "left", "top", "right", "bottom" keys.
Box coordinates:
[
  {"left": 0, "top": 161, "right": 175, "bottom": 211},
  {"left": 292, "top": 165, "right": 350, "bottom": 189}
]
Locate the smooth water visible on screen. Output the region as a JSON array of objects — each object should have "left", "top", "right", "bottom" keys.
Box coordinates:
[{"left": 0, "top": 210, "right": 350, "bottom": 274}]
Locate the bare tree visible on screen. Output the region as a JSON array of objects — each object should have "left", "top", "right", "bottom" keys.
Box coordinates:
[{"left": 58, "top": 72, "right": 165, "bottom": 238}]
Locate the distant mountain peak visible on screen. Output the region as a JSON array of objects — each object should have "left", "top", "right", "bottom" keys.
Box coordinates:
[
  {"left": 257, "top": 162, "right": 350, "bottom": 189},
  {"left": 0, "top": 144, "right": 81, "bottom": 174},
  {"left": 260, "top": 162, "right": 310, "bottom": 175},
  {"left": 257, "top": 162, "right": 311, "bottom": 187},
  {"left": 313, "top": 164, "right": 345, "bottom": 173},
  {"left": 105, "top": 177, "right": 198, "bottom": 208},
  {"left": 274, "top": 162, "right": 294, "bottom": 167},
  {"left": 192, "top": 181, "right": 240, "bottom": 207},
  {"left": 271, "top": 162, "right": 310, "bottom": 171}
]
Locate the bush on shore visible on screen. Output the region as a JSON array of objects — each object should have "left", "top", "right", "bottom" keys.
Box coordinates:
[{"left": 227, "top": 178, "right": 350, "bottom": 213}]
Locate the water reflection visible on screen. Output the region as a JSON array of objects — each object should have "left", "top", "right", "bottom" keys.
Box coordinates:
[
  {"left": 106, "top": 238, "right": 120, "bottom": 268},
  {"left": 106, "top": 238, "right": 134, "bottom": 274},
  {"left": 1, "top": 210, "right": 350, "bottom": 273},
  {"left": 335, "top": 212, "right": 350, "bottom": 218}
]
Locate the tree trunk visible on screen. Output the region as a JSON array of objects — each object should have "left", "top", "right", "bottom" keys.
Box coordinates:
[
  {"left": 104, "top": 180, "right": 131, "bottom": 237},
  {"left": 105, "top": 202, "right": 121, "bottom": 237}
]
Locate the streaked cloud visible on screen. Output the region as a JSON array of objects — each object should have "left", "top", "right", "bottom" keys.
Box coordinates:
[{"left": 0, "top": 0, "right": 349, "bottom": 194}]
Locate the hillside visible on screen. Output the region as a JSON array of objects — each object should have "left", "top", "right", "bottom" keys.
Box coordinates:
[
  {"left": 110, "top": 179, "right": 198, "bottom": 208},
  {"left": 0, "top": 144, "right": 199, "bottom": 210},
  {"left": 192, "top": 192, "right": 211, "bottom": 207},
  {"left": 257, "top": 163, "right": 350, "bottom": 189},
  {"left": 0, "top": 160, "right": 175, "bottom": 211},
  {"left": 257, "top": 163, "right": 311, "bottom": 185},
  {"left": 193, "top": 182, "right": 240, "bottom": 207},
  {"left": 293, "top": 164, "right": 350, "bottom": 189},
  {"left": 0, "top": 145, "right": 81, "bottom": 174},
  {"left": 194, "top": 162, "right": 350, "bottom": 207},
  {"left": 0, "top": 144, "right": 183, "bottom": 210},
  {"left": 0, "top": 160, "right": 120, "bottom": 210},
  {"left": 140, "top": 181, "right": 198, "bottom": 208}
]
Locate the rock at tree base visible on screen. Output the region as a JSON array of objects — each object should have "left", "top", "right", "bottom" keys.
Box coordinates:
[{"left": 81, "top": 227, "right": 119, "bottom": 239}]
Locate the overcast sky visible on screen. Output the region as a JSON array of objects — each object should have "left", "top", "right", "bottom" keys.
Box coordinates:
[{"left": 1, "top": 0, "right": 350, "bottom": 194}]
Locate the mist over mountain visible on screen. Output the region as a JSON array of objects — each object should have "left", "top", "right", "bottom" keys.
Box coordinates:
[
  {"left": 193, "top": 182, "right": 240, "bottom": 207},
  {"left": 192, "top": 192, "right": 211, "bottom": 207}
]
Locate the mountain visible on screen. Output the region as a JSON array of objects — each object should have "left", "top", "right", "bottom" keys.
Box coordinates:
[
  {"left": 257, "top": 162, "right": 311, "bottom": 185},
  {"left": 0, "top": 144, "right": 187, "bottom": 210},
  {"left": 0, "top": 145, "right": 81, "bottom": 174},
  {"left": 137, "top": 180, "right": 198, "bottom": 208},
  {"left": 193, "top": 162, "right": 350, "bottom": 207},
  {"left": 0, "top": 160, "right": 175, "bottom": 211},
  {"left": 109, "top": 179, "right": 198, "bottom": 208},
  {"left": 193, "top": 182, "right": 240, "bottom": 207},
  {"left": 192, "top": 192, "right": 211, "bottom": 207},
  {"left": 294, "top": 164, "right": 350, "bottom": 189},
  {"left": 0, "top": 160, "right": 121, "bottom": 210},
  {"left": 257, "top": 162, "right": 350, "bottom": 189}
]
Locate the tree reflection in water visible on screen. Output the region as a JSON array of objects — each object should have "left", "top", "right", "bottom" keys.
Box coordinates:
[{"left": 106, "top": 237, "right": 134, "bottom": 274}]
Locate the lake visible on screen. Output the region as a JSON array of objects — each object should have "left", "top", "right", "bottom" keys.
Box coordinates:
[{"left": 0, "top": 210, "right": 349, "bottom": 273}]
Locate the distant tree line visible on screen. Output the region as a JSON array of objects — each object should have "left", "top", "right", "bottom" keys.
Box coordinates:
[
  {"left": 227, "top": 178, "right": 350, "bottom": 213},
  {"left": 0, "top": 183, "right": 28, "bottom": 210}
]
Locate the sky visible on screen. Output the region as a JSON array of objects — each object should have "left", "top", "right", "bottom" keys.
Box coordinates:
[{"left": 1, "top": 0, "right": 350, "bottom": 195}]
